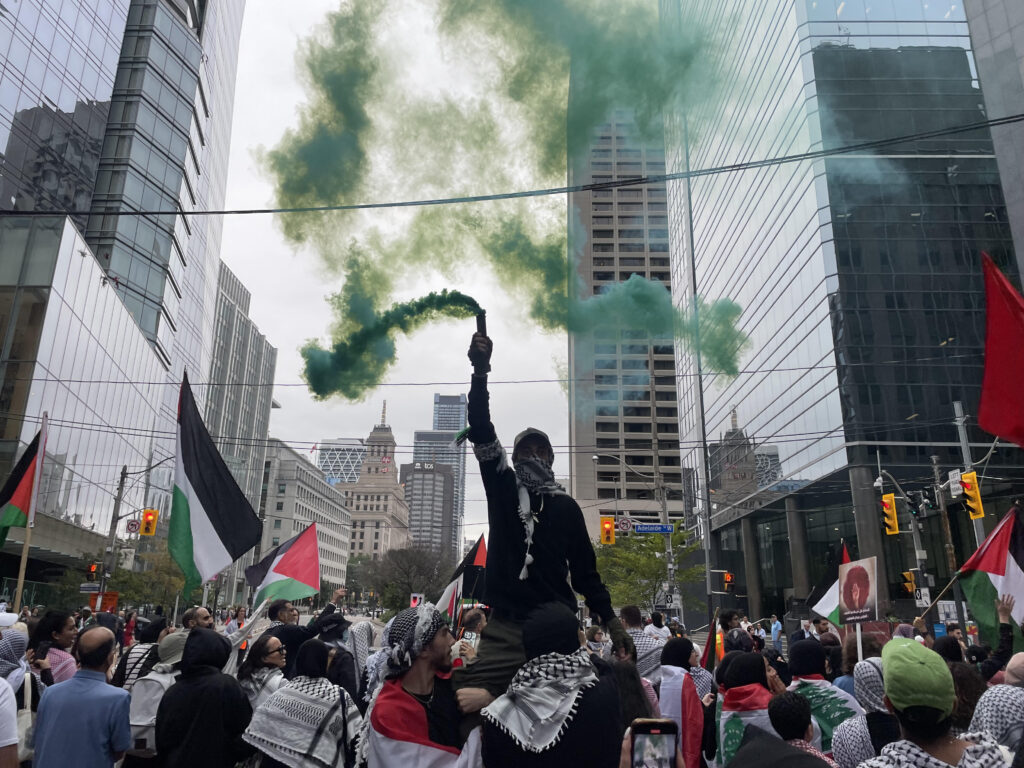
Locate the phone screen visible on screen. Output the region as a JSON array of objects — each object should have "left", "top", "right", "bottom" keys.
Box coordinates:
[{"left": 631, "top": 730, "right": 677, "bottom": 768}]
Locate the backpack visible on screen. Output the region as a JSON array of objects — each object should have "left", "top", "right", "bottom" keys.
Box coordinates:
[{"left": 127, "top": 668, "right": 178, "bottom": 757}]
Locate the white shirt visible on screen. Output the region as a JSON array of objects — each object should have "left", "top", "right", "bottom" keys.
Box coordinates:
[
  {"left": 0, "top": 678, "right": 17, "bottom": 748},
  {"left": 644, "top": 624, "right": 671, "bottom": 642}
]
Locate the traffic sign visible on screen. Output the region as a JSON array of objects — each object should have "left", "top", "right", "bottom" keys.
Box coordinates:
[
  {"left": 633, "top": 523, "right": 675, "bottom": 534},
  {"left": 948, "top": 469, "right": 962, "bottom": 498},
  {"left": 617, "top": 518, "right": 633, "bottom": 533},
  {"left": 126, "top": 519, "right": 141, "bottom": 534},
  {"left": 80, "top": 583, "right": 100, "bottom": 593},
  {"left": 914, "top": 586, "right": 931, "bottom": 609}
]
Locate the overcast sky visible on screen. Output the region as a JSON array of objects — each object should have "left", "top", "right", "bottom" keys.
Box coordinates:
[{"left": 219, "top": 2, "right": 569, "bottom": 545}]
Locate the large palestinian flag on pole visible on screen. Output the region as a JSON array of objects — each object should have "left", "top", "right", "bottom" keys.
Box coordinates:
[
  {"left": 169, "top": 373, "right": 262, "bottom": 596},
  {"left": 810, "top": 540, "right": 850, "bottom": 627},
  {"left": 0, "top": 431, "right": 42, "bottom": 547},
  {"left": 959, "top": 506, "right": 1024, "bottom": 652},
  {"left": 439, "top": 534, "right": 487, "bottom": 623},
  {"left": 245, "top": 523, "right": 320, "bottom": 603}
]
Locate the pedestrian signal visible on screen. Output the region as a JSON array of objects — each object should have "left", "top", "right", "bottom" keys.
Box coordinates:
[
  {"left": 723, "top": 572, "right": 735, "bottom": 592},
  {"left": 882, "top": 493, "right": 898, "bottom": 535},
  {"left": 87, "top": 562, "right": 98, "bottom": 581},
  {"left": 961, "top": 471, "right": 984, "bottom": 520},
  {"left": 902, "top": 570, "right": 916, "bottom": 595},
  {"left": 140, "top": 509, "right": 159, "bottom": 536},
  {"left": 600, "top": 516, "right": 615, "bottom": 545}
]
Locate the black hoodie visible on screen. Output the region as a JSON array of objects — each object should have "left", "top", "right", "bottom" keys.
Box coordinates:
[{"left": 155, "top": 628, "right": 254, "bottom": 767}]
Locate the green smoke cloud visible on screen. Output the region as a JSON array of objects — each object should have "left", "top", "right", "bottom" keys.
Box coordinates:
[{"left": 267, "top": 0, "right": 743, "bottom": 400}]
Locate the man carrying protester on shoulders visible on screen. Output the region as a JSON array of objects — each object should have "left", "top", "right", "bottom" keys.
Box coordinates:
[
  {"left": 359, "top": 603, "right": 481, "bottom": 768},
  {"left": 453, "top": 331, "right": 632, "bottom": 702}
]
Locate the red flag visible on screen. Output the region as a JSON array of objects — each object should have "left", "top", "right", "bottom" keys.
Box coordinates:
[
  {"left": 979, "top": 254, "right": 1024, "bottom": 448},
  {"left": 841, "top": 540, "right": 851, "bottom": 564}
]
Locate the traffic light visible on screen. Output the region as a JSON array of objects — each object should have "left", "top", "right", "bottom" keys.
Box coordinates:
[
  {"left": 961, "top": 471, "right": 984, "bottom": 520},
  {"left": 600, "top": 516, "right": 616, "bottom": 545},
  {"left": 140, "top": 508, "right": 159, "bottom": 536},
  {"left": 882, "top": 493, "right": 899, "bottom": 535},
  {"left": 87, "top": 562, "right": 98, "bottom": 582},
  {"left": 723, "top": 571, "right": 735, "bottom": 592},
  {"left": 902, "top": 570, "right": 916, "bottom": 595}
]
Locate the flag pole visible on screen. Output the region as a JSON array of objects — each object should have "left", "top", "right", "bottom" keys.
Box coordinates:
[
  {"left": 13, "top": 412, "right": 46, "bottom": 614},
  {"left": 917, "top": 571, "right": 961, "bottom": 620}
]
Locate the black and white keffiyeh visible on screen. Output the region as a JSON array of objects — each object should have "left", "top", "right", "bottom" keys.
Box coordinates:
[
  {"left": 474, "top": 440, "right": 567, "bottom": 580},
  {"left": 969, "top": 683, "right": 1024, "bottom": 750},
  {"left": 244, "top": 675, "right": 362, "bottom": 768},
  {"left": 860, "top": 731, "right": 1008, "bottom": 768},
  {"left": 481, "top": 647, "right": 598, "bottom": 753}
]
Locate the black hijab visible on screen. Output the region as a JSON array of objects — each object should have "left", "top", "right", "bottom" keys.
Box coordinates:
[
  {"left": 661, "top": 638, "right": 695, "bottom": 669},
  {"left": 295, "top": 638, "right": 332, "bottom": 679},
  {"left": 723, "top": 651, "right": 769, "bottom": 690}
]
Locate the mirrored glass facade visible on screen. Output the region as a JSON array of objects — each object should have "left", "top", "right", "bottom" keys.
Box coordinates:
[{"left": 662, "top": 0, "right": 1024, "bottom": 617}]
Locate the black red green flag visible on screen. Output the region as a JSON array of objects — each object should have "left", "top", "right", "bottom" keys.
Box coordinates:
[{"left": 0, "top": 431, "right": 41, "bottom": 547}]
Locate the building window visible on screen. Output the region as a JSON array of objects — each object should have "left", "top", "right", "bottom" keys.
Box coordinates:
[
  {"left": 275, "top": 502, "right": 283, "bottom": 511},
  {"left": 273, "top": 520, "right": 281, "bottom": 529},
  {"left": 272, "top": 537, "right": 280, "bottom": 546},
  {"left": 277, "top": 483, "right": 286, "bottom": 494},
  {"left": 373, "top": 543, "right": 379, "bottom": 550}
]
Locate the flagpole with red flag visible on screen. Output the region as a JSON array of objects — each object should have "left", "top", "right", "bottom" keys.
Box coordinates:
[{"left": 13, "top": 412, "right": 47, "bottom": 613}]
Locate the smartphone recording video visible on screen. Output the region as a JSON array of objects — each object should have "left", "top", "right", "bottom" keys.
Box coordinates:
[{"left": 630, "top": 718, "right": 678, "bottom": 768}]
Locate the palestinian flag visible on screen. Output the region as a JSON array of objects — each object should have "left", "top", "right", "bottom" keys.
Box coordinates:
[
  {"left": 978, "top": 253, "right": 1024, "bottom": 448},
  {"left": 699, "top": 622, "right": 718, "bottom": 672},
  {"left": 959, "top": 507, "right": 1024, "bottom": 652},
  {"left": 0, "top": 431, "right": 42, "bottom": 547},
  {"left": 245, "top": 523, "right": 320, "bottom": 603},
  {"left": 169, "top": 373, "right": 262, "bottom": 596},
  {"left": 810, "top": 540, "right": 850, "bottom": 627},
  {"left": 439, "top": 534, "right": 487, "bottom": 623}
]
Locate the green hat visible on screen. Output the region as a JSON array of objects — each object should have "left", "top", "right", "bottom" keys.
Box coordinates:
[{"left": 882, "top": 637, "right": 955, "bottom": 718}]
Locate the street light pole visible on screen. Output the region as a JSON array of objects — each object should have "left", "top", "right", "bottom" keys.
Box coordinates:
[{"left": 97, "top": 465, "right": 128, "bottom": 611}]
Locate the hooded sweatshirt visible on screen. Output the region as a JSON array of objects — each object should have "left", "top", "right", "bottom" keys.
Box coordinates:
[{"left": 155, "top": 628, "right": 254, "bottom": 768}]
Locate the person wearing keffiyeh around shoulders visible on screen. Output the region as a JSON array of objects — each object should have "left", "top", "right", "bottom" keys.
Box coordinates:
[
  {"left": 358, "top": 603, "right": 483, "bottom": 768},
  {"left": 453, "top": 331, "right": 633, "bottom": 707}
]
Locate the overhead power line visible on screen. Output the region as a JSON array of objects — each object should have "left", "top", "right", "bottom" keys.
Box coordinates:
[{"left": 1, "top": 113, "right": 1021, "bottom": 219}]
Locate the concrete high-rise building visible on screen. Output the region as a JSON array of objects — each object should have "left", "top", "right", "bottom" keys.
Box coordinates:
[
  {"left": 399, "top": 461, "right": 456, "bottom": 561},
  {"left": 204, "top": 260, "right": 276, "bottom": 604},
  {"left": 964, "top": 1, "right": 1024, "bottom": 273},
  {"left": 433, "top": 394, "right": 467, "bottom": 431},
  {"left": 567, "top": 107, "right": 685, "bottom": 528},
  {"left": 340, "top": 410, "right": 411, "bottom": 560},
  {"left": 662, "top": 0, "right": 1024, "bottom": 620},
  {"left": 258, "top": 439, "right": 351, "bottom": 589},
  {"left": 413, "top": 427, "right": 465, "bottom": 550},
  {"left": 0, "top": 1, "right": 250, "bottom": 575},
  {"left": 318, "top": 438, "right": 366, "bottom": 485}
]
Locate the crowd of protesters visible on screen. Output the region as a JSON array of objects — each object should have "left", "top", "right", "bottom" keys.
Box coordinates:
[{"left": 0, "top": 329, "right": 1020, "bottom": 767}]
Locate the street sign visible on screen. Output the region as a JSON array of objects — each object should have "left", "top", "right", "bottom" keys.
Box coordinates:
[
  {"left": 617, "top": 518, "right": 633, "bottom": 533},
  {"left": 948, "top": 469, "right": 962, "bottom": 498},
  {"left": 126, "top": 519, "right": 141, "bottom": 534},
  {"left": 633, "top": 523, "right": 674, "bottom": 534},
  {"left": 914, "top": 586, "right": 931, "bottom": 609},
  {"left": 80, "top": 583, "right": 100, "bottom": 594}
]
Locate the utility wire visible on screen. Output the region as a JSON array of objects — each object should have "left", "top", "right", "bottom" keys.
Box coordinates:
[{"left": 2, "top": 113, "right": 1021, "bottom": 219}]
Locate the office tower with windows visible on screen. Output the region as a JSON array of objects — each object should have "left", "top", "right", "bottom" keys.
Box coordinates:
[
  {"left": 400, "top": 461, "right": 456, "bottom": 561},
  {"left": 662, "top": 0, "right": 1024, "bottom": 620},
  {"left": 0, "top": 0, "right": 249, "bottom": 574},
  {"left": 413, "top": 426, "right": 465, "bottom": 555},
  {"left": 258, "top": 439, "right": 351, "bottom": 589},
  {"left": 205, "top": 260, "right": 276, "bottom": 604},
  {"left": 567, "top": 107, "right": 686, "bottom": 528}
]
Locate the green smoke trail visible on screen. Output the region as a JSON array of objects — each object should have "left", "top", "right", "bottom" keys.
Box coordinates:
[
  {"left": 265, "top": 1, "right": 744, "bottom": 400},
  {"left": 303, "top": 288, "right": 482, "bottom": 400}
]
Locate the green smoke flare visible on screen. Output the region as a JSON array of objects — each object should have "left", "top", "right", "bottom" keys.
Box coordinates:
[{"left": 303, "top": 289, "right": 482, "bottom": 400}]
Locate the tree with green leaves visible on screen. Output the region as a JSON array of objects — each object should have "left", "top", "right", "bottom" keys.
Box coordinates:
[
  {"left": 360, "top": 548, "right": 454, "bottom": 611},
  {"left": 594, "top": 529, "right": 705, "bottom": 614}
]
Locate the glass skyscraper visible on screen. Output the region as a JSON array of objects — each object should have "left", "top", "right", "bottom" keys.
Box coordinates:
[
  {"left": 662, "top": 0, "right": 1024, "bottom": 618},
  {"left": 0, "top": 0, "right": 248, "bottom": 576}
]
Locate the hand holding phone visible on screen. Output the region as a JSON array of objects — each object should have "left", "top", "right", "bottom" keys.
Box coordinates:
[{"left": 628, "top": 719, "right": 680, "bottom": 768}]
